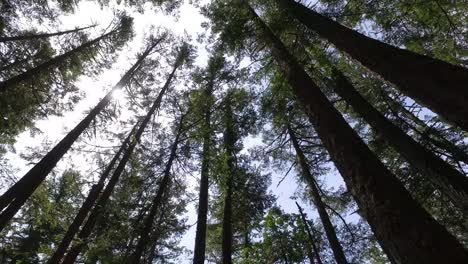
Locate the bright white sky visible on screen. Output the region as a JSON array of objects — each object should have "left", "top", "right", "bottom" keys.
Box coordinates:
[{"left": 2, "top": 0, "right": 354, "bottom": 262}]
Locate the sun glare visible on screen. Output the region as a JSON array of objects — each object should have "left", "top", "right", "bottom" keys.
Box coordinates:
[{"left": 111, "top": 88, "right": 126, "bottom": 101}]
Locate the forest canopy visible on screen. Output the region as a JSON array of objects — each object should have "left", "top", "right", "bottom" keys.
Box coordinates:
[{"left": 0, "top": 0, "right": 467, "bottom": 263}]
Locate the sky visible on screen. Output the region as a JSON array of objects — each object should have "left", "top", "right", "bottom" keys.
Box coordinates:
[{"left": 1, "top": 0, "right": 353, "bottom": 262}]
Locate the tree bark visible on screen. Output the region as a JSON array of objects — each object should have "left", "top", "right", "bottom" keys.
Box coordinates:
[
  {"left": 129, "top": 116, "right": 185, "bottom": 263},
  {"left": 330, "top": 69, "right": 468, "bottom": 214},
  {"left": 275, "top": 0, "right": 468, "bottom": 131},
  {"left": 0, "top": 39, "right": 161, "bottom": 232},
  {"left": 289, "top": 127, "right": 348, "bottom": 264},
  {"left": 47, "top": 125, "right": 136, "bottom": 264},
  {"left": 0, "top": 24, "right": 96, "bottom": 42},
  {"left": 193, "top": 77, "right": 214, "bottom": 264},
  {"left": 0, "top": 28, "right": 115, "bottom": 92},
  {"left": 56, "top": 54, "right": 181, "bottom": 264},
  {"left": 247, "top": 5, "right": 468, "bottom": 263},
  {"left": 295, "top": 202, "right": 323, "bottom": 264},
  {"left": 221, "top": 96, "right": 235, "bottom": 264}
]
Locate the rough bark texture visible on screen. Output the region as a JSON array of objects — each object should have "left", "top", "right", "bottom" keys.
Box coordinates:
[
  {"left": 0, "top": 25, "right": 96, "bottom": 42},
  {"left": 247, "top": 5, "right": 468, "bottom": 264},
  {"left": 296, "top": 202, "right": 323, "bottom": 264},
  {"left": 0, "top": 28, "right": 115, "bottom": 92},
  {"left": 0, "top": 41, "right": 158, "bottom": 231},
  {"left": 276, "top": 0, "right": 468, "bottom": 131},
  {"left": 130, "top": 117, "right": 184, "bottom": 263},
  {"left": 60, "top": 58, "right": 180, "bottom": 264},
  {"left": 221, "top": 97, "right": 235, "bottom": 264},
  {"left": 47, "top": 125, "right": 136, "bottom": 264},
  {"left": 330, "top": 69, "right": 468, "bottom": 214},
  {"left": 193, "top": 80, "right": 214, "bottom": 264},
  {"left": 289, "top": 127, "right": 348, "bottom": 264}
]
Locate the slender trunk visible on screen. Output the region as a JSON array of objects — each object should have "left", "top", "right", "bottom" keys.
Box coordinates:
[
  {"left": 289, "top": 127, "right": 348, "bottom": 264},
  {"left": 243, "top": 228, "right": 250, "bottom": 260},
  {"left": 221, "top": 97, "right": 235, "bottom": 264},
  {"left": 193, "top": 79, "right": 214, "bottom": 264},
  {"left": 381, "top": 91, "right": 468, "bottom": 164},
  {"left": 130, "top": 117, "right": 184, "bottom": 263},
  {"left": 275, "top": 0, "right": 468, "bottom": 131},
  {"left": 47, "top": 125, "right": 136, "bottom": 264},
  {"left": 0, "top": 28, "right": 115, "bottom": 92},
  {"left": 330, "top": 69, "right": 468, "bottom": 214},
  {"left": 0, "top": 24, "right": 96, "bottom": 42},
  {"left": 247, "top": 5, "right": 468, "bottom": 263},
  {"left": 295, "top": 203, "right": 323, "bottom": 264},
  {"left": 146, "top": 204, "right": 167, "bottom": 264},
  {"left": 60, "top": 58, "right": 181, "bottom": 264},
  {"left": 0, "top": 40, "right": 161, "bottom": 231}
]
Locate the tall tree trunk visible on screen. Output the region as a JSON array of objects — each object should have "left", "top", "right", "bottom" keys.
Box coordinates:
[
  {"left": 296, "top": 202, "right": 323, "bottom": 264},
  {"left": 246, "top": 5, "right": 468, "bottom": 263},
  {"left": 221, "top": 96, "right": 235, "bottom": 264},
  {"left": 59, "top": 56, "right": 182, "bottom": 264},
  {"left": 0, "top": 24, "right": 96, "bottom": 42},
  {"left": 243, "top": 227, "right": 250, "bottom": 261},
  {"left": 0, "top": 39, "right": 163, "bottom": 232},
  {"left": 130, "top": 116, "right": 185, "bottom": 263},
  {"left": 47, "top": 125, "right": 137, "bottom": 264},
  {"left": 275, "top": 0, "right": 468, "bottom": 131},
  {"left": 146, "top": 203, "right": 167, "bottom": 264},
  {"left": 0, "top": 27, "right": 116, "bottom": 92},
  {"left": 288, "top": 126, "right": 348, "bottom": 264},
  {"left": 193, "top": 77, "right": 214, "bottom": 264},
  {"left": 380, "top": 91, "right": 468, "bottom": 164},
  {"left": 329, "top": 68, "right": 468, "bottom": 214}
]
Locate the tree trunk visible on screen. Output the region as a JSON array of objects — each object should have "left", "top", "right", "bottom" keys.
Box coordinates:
[
  {"left": 296, "top": 202, "right": 323, "bottom": 264},
  {"left": 193, "top": 78, "right": 214, "bottom": 264},
  {"left": 59, "top": 57, "right": 181, "bottom": 264},
  {"left": 221, "top": 96, "right": 235, "bottom": 264},
  {"left": 47, "top": 125, "right": 136, "bottom": 264},
  {"left": 0, "top": 24, "right": 96, "bottom": 42},
  {"left": 275, "top": 0, "right": 468, "bottom": 131},
  {"left": 330, "top": 69, "right": 468, "bottom": 214},
  {"left": 146, "top": 203, "right": 167, "bottom": 264},
  {"left": 0, "top": 28, "right": 115, "bottom": 92},
  {"left": 129, "top": 116, "right": 185, "bottom": 263},
  {"left": 289, "top": 127, "right": 348, "bottom": 264},
  {"left": 0, "top": 39, "right": 162, "bottom": 232},
  {"left": 380, "top": 91, "right": 468, "bottom": 164},
  {"left": 247, "top": 5, "right": 468, "bottom": 263}
]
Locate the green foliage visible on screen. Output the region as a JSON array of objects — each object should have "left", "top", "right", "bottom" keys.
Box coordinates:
[{"left": 0, "top": 170, "right": 84, "bottom": 262}]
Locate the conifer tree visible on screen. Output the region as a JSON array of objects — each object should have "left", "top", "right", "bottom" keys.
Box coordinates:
[
  {"left": 0, "top": 36, "right": 166, "bottom": 232},
  {"left": 274, "top": 0, "right": 468, "bottom": 131}
]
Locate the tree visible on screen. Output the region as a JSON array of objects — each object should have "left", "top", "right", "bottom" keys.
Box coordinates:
[
  {"left": 274, "top": 0, "right": 468, "bottom": 131},
  {"left": 0, "top": 35, "right": 165, "bottom": 232},
  {"left": 295, "top": 202, "right": 323, "bottom": 264},
  {"left": 47, "top": 124, "right": 137, "bottom": 264},
  {"left": 0, "top": 15, "right": 131, "bottom": 92},
  {"left": 130, "top": 110, "right": 187, "bottom": 263},
  {"left": 325, "top": 67, "right": 468, "bottom": 214},
  {"left": 221, "top": 92, "right": 236, "bottom": 264},
  {"left": 0, "top": 15, "right": 131, "bottom": 147},
  {"left": 192, "top": 49, "right": 227, "bottom": 264},
  {"left": 0, "top": 24, "right": 96, "bottom": 42},
  {"left": 243, "top": 3, "right": 468, "bottom": 263},
  {"left": 0, "top": 170, "right": 84, "bottom": 263},
  {"left": 60, "top": 43, "right": 191, "bottom": 263},
  {"left": 288, "top": 125, "right": 348, "bottom": 264}
]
